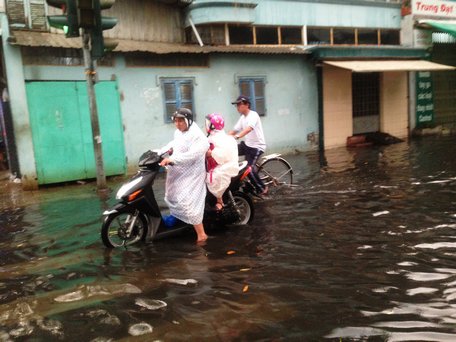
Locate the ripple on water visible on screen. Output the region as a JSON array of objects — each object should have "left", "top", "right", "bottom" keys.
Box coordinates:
[
  {"left": 405, "top": 272, "right": 453, "bottom": 282},
  {"left": 406, "top": 287, "right": 439, "bottom": 296}
]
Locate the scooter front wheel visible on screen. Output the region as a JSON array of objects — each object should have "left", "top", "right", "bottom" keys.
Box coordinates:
[{"left": 101, "top": 211, "right": 148, "bottom": 248}]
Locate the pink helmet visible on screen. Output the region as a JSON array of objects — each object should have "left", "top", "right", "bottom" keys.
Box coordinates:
[{"left": 205, "top": 113, "right": 225, "bottom": 132}]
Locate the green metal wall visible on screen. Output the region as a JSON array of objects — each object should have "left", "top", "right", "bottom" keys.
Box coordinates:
[{"left": 26, "top": 81, "right": 126, "bottom": 184}]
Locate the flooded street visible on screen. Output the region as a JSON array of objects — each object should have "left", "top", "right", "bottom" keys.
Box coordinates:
[{"left": 1, "top": 135, "right": 456, "bottom": 341}]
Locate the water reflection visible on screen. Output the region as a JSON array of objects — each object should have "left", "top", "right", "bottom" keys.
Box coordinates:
[{"left": 1, "top": 136, "right": 456, "bottom": 340}]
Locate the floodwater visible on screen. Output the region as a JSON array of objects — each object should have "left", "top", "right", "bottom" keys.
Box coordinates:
[{"left": 1, "top": 135, "right": 456, "bottom": 341}]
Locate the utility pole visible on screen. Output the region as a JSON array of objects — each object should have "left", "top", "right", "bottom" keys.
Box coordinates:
[
  {"left": 46, "top": 0, "right": 117, "bottom": 190},
  {"left": 82, "top": 30, "right": 106, "bottom": 190}
]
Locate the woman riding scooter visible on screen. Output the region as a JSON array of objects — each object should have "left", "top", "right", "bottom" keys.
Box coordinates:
[{"left": 159, "top": 108, "right": 209, "bottom": 243}]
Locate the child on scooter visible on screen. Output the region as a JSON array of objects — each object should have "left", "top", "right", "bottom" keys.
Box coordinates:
[{"left": 205, "top": 113, "right": 239, "bottom": 211}]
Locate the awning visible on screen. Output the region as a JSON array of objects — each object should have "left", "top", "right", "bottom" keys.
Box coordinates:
[
  {"left": 324, "top": 60, "right": 456, "bottom": 72},
  {"left": 309, "top": 46, "right": 429, "bottom": 60},
  {"left": 418, "top": 20, "right": 456, "bottom": 38}
]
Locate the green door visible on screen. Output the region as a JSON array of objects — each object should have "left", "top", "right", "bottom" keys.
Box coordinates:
[{"left": 27, "top": 81, "right": 126, "bottom": 184}]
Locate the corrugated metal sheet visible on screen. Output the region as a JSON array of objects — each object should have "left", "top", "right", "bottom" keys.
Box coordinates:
[
  {"left": 9, "top": 30, "right": 311, "bottom": 54},
  {"left": 324, "top": 60, "right": 456, "bottom": 72}
]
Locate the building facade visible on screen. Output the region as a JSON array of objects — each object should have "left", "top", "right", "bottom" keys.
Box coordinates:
[{"left": 0, "top": 0, "right": 452, "bottom": 188}]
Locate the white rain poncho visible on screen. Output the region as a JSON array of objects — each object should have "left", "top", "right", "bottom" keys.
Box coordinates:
[
  {"left": 160, "top": 124, "right": 209, "bottom": 225},
  {"left": 206, "top": 130, "right": 239, "bottom": 198}
]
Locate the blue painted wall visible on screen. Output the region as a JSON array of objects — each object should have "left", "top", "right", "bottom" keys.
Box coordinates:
[{"left": 22, "top": 53, "right": 317, "bottom": 175}]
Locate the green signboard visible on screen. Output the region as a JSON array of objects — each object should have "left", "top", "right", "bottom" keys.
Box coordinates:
[{"left": 416, "top": 71, "right": 434, "bottom": 127}]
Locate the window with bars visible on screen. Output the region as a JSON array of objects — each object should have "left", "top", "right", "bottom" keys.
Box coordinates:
[
  {"left": 238, "top": 78, "right": 266, "bottom": 116},
  {"left": 161, "top": 78, "right": 194, "bottom": 123},
  {"left": 352, "top": 73, "right": 380, "bottom": 118}
]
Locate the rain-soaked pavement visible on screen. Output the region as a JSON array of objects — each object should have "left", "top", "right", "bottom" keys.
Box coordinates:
[{"left": 1, "top": 135, "right": 456, "bottom": 341}]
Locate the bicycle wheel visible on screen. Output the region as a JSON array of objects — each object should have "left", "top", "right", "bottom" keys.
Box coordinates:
[{"left": 258, "top": 157, "right": 293, "bottom": 194}]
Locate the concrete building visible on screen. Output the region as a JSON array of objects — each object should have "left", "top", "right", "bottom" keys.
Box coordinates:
[{"left": 0, "top": 0, "right": 452, "bottom": 188}]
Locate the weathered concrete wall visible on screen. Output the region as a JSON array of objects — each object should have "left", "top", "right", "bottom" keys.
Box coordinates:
[
  {"left": 380, "top": 71, "right": 409, "bottom": 138},
  {"left": 1, "top": 13, "right": 37, "bottom": 189},
  {"left": 21, "top": 53, "right": 318, "bottom": 176},
  {"left": 323, "top": 65, "right": 352, "bottom": 149}
]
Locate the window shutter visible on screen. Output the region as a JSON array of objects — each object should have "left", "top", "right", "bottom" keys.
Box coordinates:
[
  {"left": 30, "top": 0, "right": 46, "bottom": 30},
  {"left": 239, "top": 78, "right": 266, "bottom": 116},
  {"left": 179, "top": 82, "right": 193, "bottom": 113},
  {"left": 7, "top": 0, "right": 27, "bottom": 28},
  {"left": 239, "top": 81, "right": 250, "bottom": 97},
  {"left": 162, "top": 79, "right": 195, "bottom": 123},
  {"left": 164, "top": 82, "right": 178, "bottom": 121},
  {"left": 254, "top": 79, "right": 265, "bottom": 115}
]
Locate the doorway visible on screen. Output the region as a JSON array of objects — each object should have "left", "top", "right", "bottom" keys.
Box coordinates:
[
  {"left": 26, "top": 81, "right": 126, "bottom": 185},
  {"left": 352, "top": 72, "right": 380, "bottom": 134}
]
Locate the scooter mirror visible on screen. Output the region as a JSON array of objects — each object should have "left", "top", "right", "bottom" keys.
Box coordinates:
[{"left": 139, "top": 150, "right": 161, "bottom": 167}]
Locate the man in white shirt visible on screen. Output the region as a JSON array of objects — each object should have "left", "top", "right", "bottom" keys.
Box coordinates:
[{"left": 228, "top": 95, "right": 268, "bottom": 196}]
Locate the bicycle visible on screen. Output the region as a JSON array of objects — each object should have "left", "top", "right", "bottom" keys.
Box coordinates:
[{"left": 256, "top": 153, "right": 293, "bottom": 196}]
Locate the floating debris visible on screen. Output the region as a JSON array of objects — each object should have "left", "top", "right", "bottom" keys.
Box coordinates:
[
  {"left": 164, "top": 278, "right": 198, "bottom": 286},
  {"left": 135, "top": 298, "right": 167, "bottom": 311},
  {"left": 54, "top": 284, "right": 142, "bottom": 303},
  {"left": 226, "top": 250, "right": 236, "bottom": 255},
  {"left": 373, "top": 210, "right": 390, "bottom": 217},
  {"left": 9, "top": 321, "right": 34, "bottom": 338},
  {"left": 86, "top": 310, "right": 121, "bottom": 326},
  {"left": 54, "top": 290, "right": 84, "bottom": 303},
  {"left": 90, "top": 338, "right": 113, "bottom": 342},
  {"left": 36, "top": 318, "right": 64, "bottom": 337},
  {"left": 128, "top": 322, "right": 153, "bottom": 336}
]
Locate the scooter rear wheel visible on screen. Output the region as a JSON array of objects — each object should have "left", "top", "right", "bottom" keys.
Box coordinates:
[
  {"left": 101, "top": 211, "right": 147, "bottom": 248},
  {"left": 232, "top": 192, "right": 254, "bottom": 225}
]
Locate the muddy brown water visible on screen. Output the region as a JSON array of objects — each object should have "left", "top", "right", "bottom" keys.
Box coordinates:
[{"left": 1, "top": 135, "right": 456, "bottom": 341}]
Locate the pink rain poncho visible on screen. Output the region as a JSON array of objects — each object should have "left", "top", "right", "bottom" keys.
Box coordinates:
[
  {"left": 161, "top": 124, "right": 209, "bottom": 225},
  {"left": 206, "top": 130, "right": 239, "bottom": 198}
]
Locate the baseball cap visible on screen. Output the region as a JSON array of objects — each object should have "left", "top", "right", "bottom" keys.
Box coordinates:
[{"left": 231, "top": 95, "right": 250, "bottom": 105}]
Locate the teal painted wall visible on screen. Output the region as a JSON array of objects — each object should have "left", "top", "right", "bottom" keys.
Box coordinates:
[
  {"left": 188, "top": 0, "right": 401, "bottom": 28},
  {"left": 22, "top": 53, "right": 317, "bottom": 175}
]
